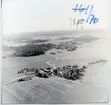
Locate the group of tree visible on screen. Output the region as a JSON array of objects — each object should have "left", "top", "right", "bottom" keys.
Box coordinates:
[
  {"left": 13, "top": 43, "right": 56, "bottom": 57},
  {"left": 53, "top": 65, "right": 87, "bottom": 80}
]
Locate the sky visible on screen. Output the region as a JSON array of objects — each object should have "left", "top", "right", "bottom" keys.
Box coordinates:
[{"left": 2, "top": 0, "right": 109, "bottom": 36}]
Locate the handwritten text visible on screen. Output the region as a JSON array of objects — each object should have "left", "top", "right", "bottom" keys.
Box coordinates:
[{"left": 72, "top": 4, "right": 99, "bottom": 24}]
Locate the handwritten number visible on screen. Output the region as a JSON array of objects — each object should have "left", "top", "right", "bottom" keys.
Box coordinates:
[
  {"left": 79, "top": 4, "right": 83, "bottom": 13},
  {"left": 86, "top": 5, "right": 99, "bottom": 24},
  {"left": 93, "top": 18, "right": 98, "bottom": 24},
  {"left": 72, "top": 4, "right": 78, "bottom": 12},
  {"left": 77, "top": 19, "right": 85, "bottom": 25},
  {"left": 72, "top": 4, "right": 88, "bottom": 13},
  {"left": 72, "top": 4, "right": 99, "bottom": 24},
  {"left": 86, "top": 5, "right": 94, "bottom": 22},
  {"left": 89, "top": 15, "right": 99, "bottom": 24},
  {"left": 85, "top": 5, "right": 90, "bottom": 14}
]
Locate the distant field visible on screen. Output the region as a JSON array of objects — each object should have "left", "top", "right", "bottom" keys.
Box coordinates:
[
  {"left": 46, "top": 38, "right": 109, "bottom": 60},
  {"left": 49, "top": 58, "right": 100, "bottom": 67}
]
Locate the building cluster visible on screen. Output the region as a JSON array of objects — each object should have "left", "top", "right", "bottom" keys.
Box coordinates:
[{"left": 18, "top": 64, "right": 87, "bottom": 81}]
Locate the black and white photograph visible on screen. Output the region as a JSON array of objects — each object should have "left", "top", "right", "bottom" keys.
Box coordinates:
[{"left": 1, "top": 0, "right": 110, "bottom": 104}]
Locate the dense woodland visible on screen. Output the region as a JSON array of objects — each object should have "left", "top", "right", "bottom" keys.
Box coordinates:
[
  {"left": 12, "top": 41, "right": 78, "bottom": 57},
  {"left": 13, "top": 43, "right": 56, "bottom": 57}
]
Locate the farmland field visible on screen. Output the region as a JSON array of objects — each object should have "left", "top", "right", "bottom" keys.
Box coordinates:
[{"left": 2, "top": 76, "right": 108, "bottom": 104}]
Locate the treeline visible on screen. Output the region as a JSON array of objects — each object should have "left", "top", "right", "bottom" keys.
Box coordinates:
[
  {"left": 89, "top": 59, "right": 108, "bottom": 65},
  {"left": 13, "top": 43, "right": 56, "bottom": 57},
  {"left": 25, "top": 39, "right": 49, "bottom": 43},
  {"left": 55, "top": 41, "right": 77, "bottom": 51},
  {"left": 12, "top": 41, "right": 78, "bottom": 57}
]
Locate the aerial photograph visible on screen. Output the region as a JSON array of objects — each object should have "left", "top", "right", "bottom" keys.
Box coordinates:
[
  {"left": 1, "top": 0, "right": 110, "bottom": 104},
  {"left": 2, "top": 30, "right": 110, "bottom": 104}
]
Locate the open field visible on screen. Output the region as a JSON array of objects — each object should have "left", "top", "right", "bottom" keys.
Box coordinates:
[
  {"left": 46, "top": 38, "right": 109, "bottom": 59},
  {"left": 2, "top": 76, "right": 108, "bottom": 104}
]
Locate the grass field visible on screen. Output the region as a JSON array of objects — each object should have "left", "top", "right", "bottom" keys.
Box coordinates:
[{"left": 2, "top": 76, "right": 108, "bottom": 104}]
